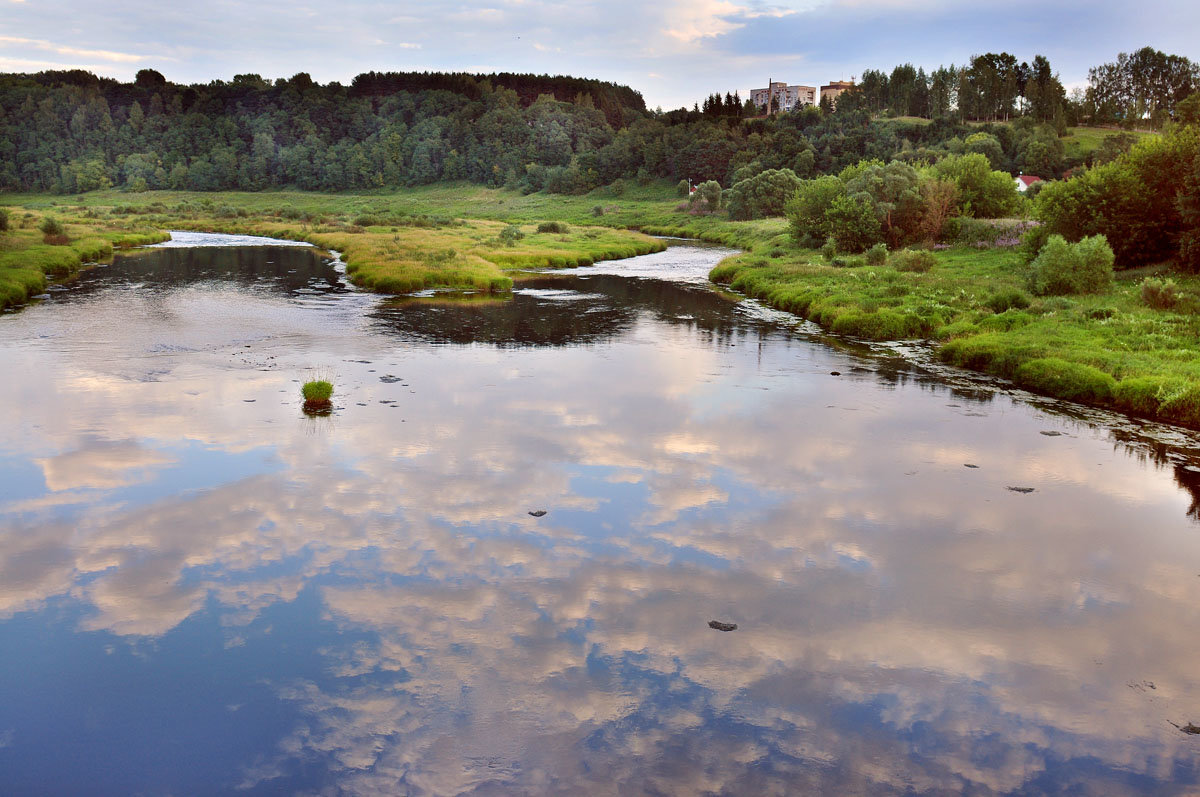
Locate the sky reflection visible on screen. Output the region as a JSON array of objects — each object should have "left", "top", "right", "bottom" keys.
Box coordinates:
[{"left": 1, "top": 242, "right": 1200, "bottom": 794}]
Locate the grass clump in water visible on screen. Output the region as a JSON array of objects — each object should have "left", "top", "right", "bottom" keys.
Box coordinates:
[{"left": 302, "top": 380, "right": 334, "bottom": 413}]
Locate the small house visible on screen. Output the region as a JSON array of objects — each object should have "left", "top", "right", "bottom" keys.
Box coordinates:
[{"left": 1015, "top": 174, "right": 1043, "bottom": 193}]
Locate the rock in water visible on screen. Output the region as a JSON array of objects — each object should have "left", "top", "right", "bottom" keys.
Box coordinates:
[
  {"left": 528, "top": 510, "right": 547, "bottom": 517},
  {"left": 708, "top": 620, "right": 737, "bottom": 632},
  {"left": 1007, "top": 486, "right": 1035, "bottom": 494}
]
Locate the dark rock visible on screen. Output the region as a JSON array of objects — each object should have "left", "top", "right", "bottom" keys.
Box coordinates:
[
  {"left": 1007, "top": 486, "right": 1035, "bottom": 494},
  {"left": 1040, "top": 430, "right": 1063, "bottom": 437},
  {"left": 708, "top": 620, "right": 737, "bottom": 632},
  {"left": 830, "top": 371, "right": 841, "bottom": 376},
  {"left": 1172, "top": 721, "right": 1200, "bottom": 734},
  {"left": 379, "top": 375, "right": 403, "bottom": 383},
  {"left": 528, "top": 510, "right": 547, "bottom": 517},
  {"left": 964, "top": 464, "right": 979, "bottom": 469}
]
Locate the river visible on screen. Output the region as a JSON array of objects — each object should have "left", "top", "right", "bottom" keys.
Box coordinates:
[{"left": 1, "top": 233, "right": 1199, "bottom": 794}]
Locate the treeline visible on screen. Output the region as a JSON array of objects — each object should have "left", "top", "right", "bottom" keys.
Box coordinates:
[
  {"left": 842, "top": 47, "right": 1198, "bottom": 129},
  {"left": 850, "top": 54, "right": 1067, "bottom": 125},
  {"left": 2, "top": 48, "right": 1193, "bottom": 198}
]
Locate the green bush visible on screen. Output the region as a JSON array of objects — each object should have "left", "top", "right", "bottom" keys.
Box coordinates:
[
  {"left": 1014, "top": 357, "right": 1116, "bottom": 402},
  {"left": 301, "top": 380, "right": 334, "bottom": 402},
  {"left": 688, "top": 180, "right": 723, "bottom": 213},
  {"left": 676, "top": 179, "right": 690, "bottom": 197},
  {"left": 1028, "top": 234, "right": 1114, "bottom": 295},
  {"left": 820, "top": 237, "right": 837, "bottom": 261},
  {"left": 825, "top": 194, "right": 881, "bottom": 253},
  {"left": 891, "top": 249, "right": 936, "bottom": 273},
  {"left": 536, "top": 221, "right": 570, "bottom": 234},
  {"left": 1141, "top": 277, "right": 1181, "bottom": 310},
  {"left": 1020, "top": 223, "right": 1052, "bottom": 262},
  {"left": 985, "top": 289, "right": 1032, "bottom": 313},
  {"left": 39, "top": 217, "right": 66, "bottom": 237},
  {"left": 725, "top": 168, "right": 803, "bottom": 220},
  {"left": 865, "top": 243, "right": 888, "bottom": 266},
  {"left": 0, "top": 208, "right": 8, "bottom": 233},
  {"left": 591, "top": 205, "right": 605, "bottom": 217},
  {"left": 785, "top": 175, "right": 845, "bottom": 243},
  {"left": 499, "top": 224, "right": 525, "bottom": 246}
]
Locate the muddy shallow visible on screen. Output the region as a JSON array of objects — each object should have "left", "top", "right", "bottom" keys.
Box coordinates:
[{"left": 1, "top": 234, "right": 1199, "bottom": 794}]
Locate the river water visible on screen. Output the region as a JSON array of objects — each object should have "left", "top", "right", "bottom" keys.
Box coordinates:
[{"left": 1, "top": 233, "right": 1200, "bottom": 795}]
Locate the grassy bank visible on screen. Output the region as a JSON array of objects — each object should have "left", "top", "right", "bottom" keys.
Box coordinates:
[
  {"left": 0, "top": 190, "right": 678, "bottom": 301},
  {"left": 0, "top": 208, "right": 168, "bottom": 308},
  {"left": 712, "top": 245, "right": 1200, "bottom": 428}
]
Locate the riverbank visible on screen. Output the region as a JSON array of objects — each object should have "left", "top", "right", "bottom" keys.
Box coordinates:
[
  {"left": 3, "top": 185, "right": 1198, "bottom": 429},
  {"left": 711, "top": 246, "right": 1200, "bottom": 429},
  {"left": 0, "top": 193, "right": 671, "bottom": 302}
]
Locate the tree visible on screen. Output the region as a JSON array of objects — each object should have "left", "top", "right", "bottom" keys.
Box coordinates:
[
  {"left": 824, "top": 194, "right": 882, "bottom": 252},
  {"left": 932, "top": 153, "right": 1018, "bottom": 218},
  {"left": 725, "top": 168, "right": 802, "bottom": 220},
  {"left": 785, "top": 175, "right": 846, "bottom": 243}
]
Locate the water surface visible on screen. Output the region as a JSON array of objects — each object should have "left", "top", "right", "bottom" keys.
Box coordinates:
[{"left": 2, "top": 235, "right": 1200, "bottom": 795}]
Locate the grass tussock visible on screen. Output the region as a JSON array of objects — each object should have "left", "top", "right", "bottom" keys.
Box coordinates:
[{"left": 302, "top": 380, "right": 334, "bottom": 402}]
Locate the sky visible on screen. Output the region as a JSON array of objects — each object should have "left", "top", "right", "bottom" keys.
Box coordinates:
[{"left": 1, "top": 0, "right": 1198, "bottom": 110}]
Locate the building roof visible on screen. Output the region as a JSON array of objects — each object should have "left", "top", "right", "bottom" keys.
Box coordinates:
[{"left": 1017, "top": 175, "right": 1043, "bottom": 186}]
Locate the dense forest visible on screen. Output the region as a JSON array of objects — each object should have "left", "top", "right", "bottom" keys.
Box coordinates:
[{"left": 0, "top": 47, "right": 1195, "bottom": 197}]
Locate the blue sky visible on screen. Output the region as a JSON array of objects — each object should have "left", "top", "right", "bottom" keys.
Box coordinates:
[{"left": 1, "top": 0, "right": 1197, "bottom": 109}]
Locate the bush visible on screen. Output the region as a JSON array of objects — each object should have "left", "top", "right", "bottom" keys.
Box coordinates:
[
  {"left": 1014, "top": 357, "right": 1116, "bottom": 402},
  {"left": 676, "top": 179, "right": 690, "bottom": 197},
  {"left": 785, "top": 175, "right": 845, "bottom": 243},
  {"left": 39, "top": 216, "right": 66, "bottom": 241},
  {"left": 499, "top": 224, "right": 525, "bottom": 246},
  {"left": 932, "top": 153, "right": 1020, "bottom": 218},
  {"left": 301, "top": 380, "right": 334, "bottom": 402},
  {"left": 825, "top": 194, "right": 881, "bottom": 253},
  {"left": 536, "top": 221, "right": 570, "bottom": 234},
  {"left": 865, "top": 243, "right": 888, "bottom": 266},
  {"left": 891, "top": 249, "right": 936, "bottom": 273},
  {"left": 1020, "top": 223, "right": 1052, "bottom": 262},
  {"left": 1028, "top": 234, "right": 1114, "bottom": 295},
  {"left": 985, "top": 289, "right": 1032, "bottom": 313},
  {"left": 688, "top": 180, "right": 722, "bottom": 213},
  {"left": 0, "top": 208, "right": 8, "bottom": 233},
  {"left": 1141, "top": 277, "right": 1181, "bottom": 310},
  {"left": 592, "top": 205, "right": 605, "bottom": 217},
  {"left": 821, "top": 238, "right": 837, "bottom": 261},
  {"left": 724, "top": 168, "right": 803, "bottom": 220}
]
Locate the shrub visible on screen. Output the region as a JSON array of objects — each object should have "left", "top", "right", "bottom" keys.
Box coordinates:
[
  {"left": 1141, "top": 277, "right": 1181, "bottom": 310},
  {"left": 39, "top": 217, "right": 66, "bottom": 242},
  {"left": 0, "top": 208, "right": 8, "bottom": 233},
  {"left": 499, "top": 224, "right": 525, "bottom": 246},
  {"left": 592, "top": 205, "right": 605, "bottom": 217},
  {"left": 821, "top": 238, "right": 837, "bottom": 261},
  {"left": 688, "top": 180, "right": 722, "bottom": 213},
  {"left": 301, "top": 380, "right": 334, "bottom": 402},
  {"left": 1020, "top": 222, "right": 1052, "bottom": 262},
  {"left": 785, "top": 175, "right": 845, "bottom": 243},
  {"left": 891, "top": 249, "right": 936, "bottom": 273},
  {"left": 865, "top": 243, "right": 888, "bottom": 266},
  {"left": 676, "top": 179, "right": 690, "bottom": 197},
  {"left": 932, "top": 153, "right": 1020, "bottom": 218},
  {"left": 536, "top": 221, "right": 570, "bottom": 234},
  {"left": 825, "top": 194, "right": 881, "bottom": 253},
  {"left": 1014, "top": 358, "right": 1116, "bottom": 402},
  {"left": 985, "top": 289, "right": 1031, "bottom": 313},
  {"left": 1028, "top": 234, "right": 1114, "bottom": 295},
  {"left": 724, "top": 168, "right": 803, "bottom": 220}
]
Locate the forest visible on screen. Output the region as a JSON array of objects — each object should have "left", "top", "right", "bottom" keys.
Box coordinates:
[{"left": 1, "top": 46, "right": 1195, "bottom": 198}]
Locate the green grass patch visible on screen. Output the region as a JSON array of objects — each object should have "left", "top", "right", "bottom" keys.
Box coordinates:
[{"left": 302, "top": 380, "right": 334, "bottom": 402}]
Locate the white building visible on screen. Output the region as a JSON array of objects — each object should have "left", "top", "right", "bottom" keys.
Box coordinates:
[{"left": 750, "top": 82, "right": 817, "bottom": 113}]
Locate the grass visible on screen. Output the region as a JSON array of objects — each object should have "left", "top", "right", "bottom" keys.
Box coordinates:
[
  {"left": 0, "top": 208, "right": 169, "bottom": 308},
  {"left": 1061, "top": 125, "right": 1156, "bottom": 162},
  {"left": 302, "top": 380, "right": 334, "bottom": 402}
]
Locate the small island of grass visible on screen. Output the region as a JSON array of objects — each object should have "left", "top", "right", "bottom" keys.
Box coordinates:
[{"left": 301, "top": 379, "right": 334, "bottom": 414}]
